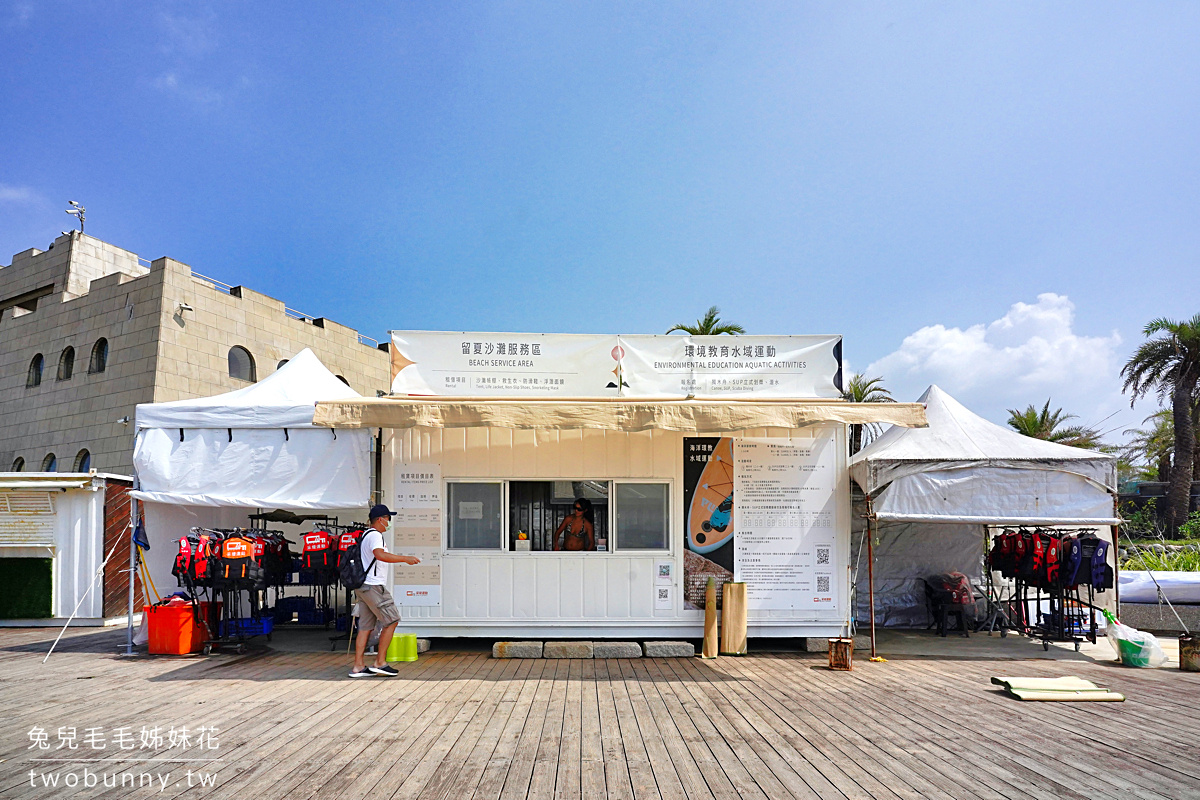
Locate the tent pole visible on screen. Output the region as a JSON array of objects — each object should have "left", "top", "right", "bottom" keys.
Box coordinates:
[
  {"left": 866, "top": 494, "right": 877, "bottom": 660},
  {"left": 125, "top": 485, "right": 139, "bottom": 656},
  {"left": 1111, "top": 494, "right": 1120, "bottom": 609}
]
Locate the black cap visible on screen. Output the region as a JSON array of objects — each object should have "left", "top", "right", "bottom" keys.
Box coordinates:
[{"left": 369, "top": 504, "right": 396, "bottom": 521}]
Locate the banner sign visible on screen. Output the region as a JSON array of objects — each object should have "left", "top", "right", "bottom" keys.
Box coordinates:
[
  {"left": 392, "top": 462, "right": 442, "bottom": 606},
  {"left": 389, "top": 332, "right": 842, "bottom": 399},
  {"left": 733, "top": 436, "right": 840, "bottom": 612},
  {"left": 618, "top": 335, "right": 842, "bottom": 399}
]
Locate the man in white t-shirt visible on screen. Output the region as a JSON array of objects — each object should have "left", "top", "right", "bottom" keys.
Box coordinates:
[{"left": 349, "top": 504, "right": 421, "bottom": 678}]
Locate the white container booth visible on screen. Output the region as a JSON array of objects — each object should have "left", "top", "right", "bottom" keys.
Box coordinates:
[{"left": 314, "top": 332, "right": 926, "bottom": 640}]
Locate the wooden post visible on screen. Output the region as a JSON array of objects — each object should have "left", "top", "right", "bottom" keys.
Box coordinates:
[
  {"left": 866, "top": 495, "right": 877, "bottom": 660},
  {"left": 702, "top": 577, "right": 719, "bottom": 658},
  {"left": 719, "top": 582, "right": 748, "bottom": 655}
]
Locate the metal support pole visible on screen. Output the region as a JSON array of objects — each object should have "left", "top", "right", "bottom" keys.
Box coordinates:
[
  {"left": 866, "top": 495, "right": 877, "bottom": 660},
  {"left": 1111, "top": 494, "right": 1121, "bottom": 610},
  {"left": 125, "top": 488, "right": 139, "bottom": 655}
]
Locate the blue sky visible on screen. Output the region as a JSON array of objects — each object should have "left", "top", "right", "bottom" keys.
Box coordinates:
[{"left": 3, "top": 2, "right": 1198, "bottom": 442}]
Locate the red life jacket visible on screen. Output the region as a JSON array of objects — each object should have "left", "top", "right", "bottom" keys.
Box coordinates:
[
  {"left": 1042, "top": 534, "right": 1061, "bottom": 588},
  {"left": 301, "top": 530, "right": 337, "bottom": 570}
]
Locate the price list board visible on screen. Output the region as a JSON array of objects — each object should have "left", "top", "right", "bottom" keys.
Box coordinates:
[
  {"left": 393, "top": 463, "right": 442, "bottom": 606},
  {"left": 733, "top": 436, "right": 840, "bottom": 611}
]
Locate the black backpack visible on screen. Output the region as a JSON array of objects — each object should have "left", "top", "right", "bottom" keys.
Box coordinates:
[{"left": 338, "top": 530, "right": 377, "bottom": 590}]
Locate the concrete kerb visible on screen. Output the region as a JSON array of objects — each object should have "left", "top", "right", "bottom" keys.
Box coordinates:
[{"left": 491, "top": 640, "right": 693, "bottom": 658}]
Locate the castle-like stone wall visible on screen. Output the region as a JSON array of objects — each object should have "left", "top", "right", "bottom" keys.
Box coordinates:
[{"left": 0, "top": 232, "right": 389, "bottom": 475}]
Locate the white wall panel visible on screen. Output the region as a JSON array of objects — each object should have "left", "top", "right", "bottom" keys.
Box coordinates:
[
  {"left": 512, "top": 558, "right": 538, "bottom": 618},
  {"left": 390, "top": 424, "right": 851, "bottom": 636}
]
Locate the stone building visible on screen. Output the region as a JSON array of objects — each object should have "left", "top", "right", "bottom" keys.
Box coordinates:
[{"left": 0, "top": 232, "right": 390, "bottom": 476}]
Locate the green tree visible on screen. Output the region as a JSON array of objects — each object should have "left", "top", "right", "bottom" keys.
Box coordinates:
[
  {"left": 1121, "top": 314, "right": 1200, "bottom": 535},
  {"left": 1122, "top": 410, "right": 1176, "bottom": 482},
  {"left": 1005, "top": 400, "right": 1105, "bottom": 449},
  {"left": 841, "top": 374, "right": 894, "bottom": 455},
  {"left": 666, "top": 306, "right": 745, "bottom": 335}
]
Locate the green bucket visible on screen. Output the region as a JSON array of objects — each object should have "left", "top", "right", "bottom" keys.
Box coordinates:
[
  {"left": 386, "top": 633, "right": 419, "bottom": 663},
  {"left": 1116, "top": 637, "right": 1152, "bottom": 668}
]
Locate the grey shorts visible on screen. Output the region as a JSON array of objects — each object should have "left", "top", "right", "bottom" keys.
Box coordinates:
[{"left": 353, "top": 584, "right": 401, "bottom": 630}]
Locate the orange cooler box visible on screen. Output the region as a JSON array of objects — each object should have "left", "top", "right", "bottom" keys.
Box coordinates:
[{"left": 144, "top": 602, "right": 218, "bottom": 655}]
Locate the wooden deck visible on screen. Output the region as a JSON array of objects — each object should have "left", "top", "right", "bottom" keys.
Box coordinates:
[{"left": 2, "top": 627, "right": 1199, "bottom": 799}]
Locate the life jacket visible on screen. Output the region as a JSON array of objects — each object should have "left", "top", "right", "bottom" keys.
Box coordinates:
[
  {"left": 301, "top": 530, "right": 337, "bottom": 570},
  {"left": 1080, "top": 536, "right": 1112, "bottom": 590},
  {"left": 337, "top": 530, "right": 366, "bottom": 567},
  {"left": 259, "top": 534, "right": 290, "bottom": 585},
  {"left": 218, "top": 533, "right": 256, "bottom": 581},
  {"left": 989, "top": 530, "right": 1020, "bottom": 577},
  {"left": 1016, "top": 532, "right": 1044, "bottom": 582},
  {"left": 172, "top": 534, "right": 198, "bottom": 581},
  {"left": 173, "top": 531, "right": 219, "bottom": 585},
  {"left": 927, "top": 572, "right": 973, "bottom": 605},
  {"left": 1061, "top": 535, "right": 1084, "bottom": 587},
  {"left": 1094, "top": 540, "right": 1113, "bottom": 590},
  {"left": 1041, "top": 534, "right": 1062, "bottom": 589}
]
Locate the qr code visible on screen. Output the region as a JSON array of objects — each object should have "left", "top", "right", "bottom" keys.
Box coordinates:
[
  {"left": 816, "top": 575, "right": 830, "bottom": 594},
  {"left": 657, "top": 588, "right": 669, "bottom": 601},
  {"left": 816, "top": 546, "right": 830, "bottom": 566}
]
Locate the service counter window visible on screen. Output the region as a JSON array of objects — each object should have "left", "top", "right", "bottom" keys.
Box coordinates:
[
  {"left": 446, "top": 479, "right": 671, "bottom": 553},
  {"left": 447, "top": 482, "right": 504, "bottom": 549},
  {"left": 613, "top": 483, "right": 669, "bottom": 550},
  {"left": 509, "top": 481, "right": 609, "bottom": 551}
]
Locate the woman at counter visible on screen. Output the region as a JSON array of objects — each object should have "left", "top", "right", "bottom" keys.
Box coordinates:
[{"left": 553, "top": 498, "right": 596, "bottom": 551}]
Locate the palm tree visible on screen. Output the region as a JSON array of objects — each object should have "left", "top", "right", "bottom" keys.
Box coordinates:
[
  {"left": 1122, "top": 314, "right": 1200, "bottom": 535},
  {"left": 666, "top": 306, "right": 745, "bottom": 335},
  {"left": 842, "top": 374, "right": 894, "bottom": 455},
  {"left": 1006, "top": 400, "right": 1104, "bottom": 449},
  {"left": 1122, "top": 410, "right": 1176, "bottom": 482}
]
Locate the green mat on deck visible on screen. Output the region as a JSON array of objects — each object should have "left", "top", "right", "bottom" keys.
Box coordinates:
[{"left": 991, "top": 676, "right": 1125, "bottom": 702}]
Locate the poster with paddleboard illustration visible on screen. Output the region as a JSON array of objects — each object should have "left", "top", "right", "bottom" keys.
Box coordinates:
[{"left": 683, "top": 437, "right": 736, "bottom": 609}]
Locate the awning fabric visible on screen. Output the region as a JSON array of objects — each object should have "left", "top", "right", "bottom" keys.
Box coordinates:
[{"left": 312, "top": 397, "right": 928, "bottom": 432}]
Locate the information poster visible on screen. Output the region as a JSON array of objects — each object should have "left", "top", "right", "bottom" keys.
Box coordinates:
[
  {"left": 393, "top": 463, "right": 442, "bottom": 606},
  {"left": 682, "top": 437, "right": 735, "bottom": 610},
  {"left": 733, "top": 436, "right": 839, "bottom": 611}
]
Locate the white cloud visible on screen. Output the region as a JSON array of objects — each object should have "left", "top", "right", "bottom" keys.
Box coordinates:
[
  {"left": 152, "top": 72, "right": 223, "bottom": 106},
  {"left": 867, "top": 293, "right": 1130, "bottom": 431},
  {"left": 0, "top": 183, "right": 38, "bottom": 204},
  {"left": 7, "top": 2, "right": 33, "bottom": 28},
  {"left": 158, "top": 11, "right": 217, "bottom": 57}
]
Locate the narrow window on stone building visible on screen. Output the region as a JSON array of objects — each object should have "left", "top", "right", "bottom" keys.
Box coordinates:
[
  {"left": 27, "top": 354, "right": 44, "bottom": 387},
  {"left": 336, "top": 375, "right": 351, "bottom": 387},
  {"left": 277, "top": 359, "right": 289, "bottom": 370},
  {"left": 74, "top": 449, "right": 91, "bottom": 472},
  {"left": 89, "top": 338, "right": 108, "bottom": 374},
  {"left": 228, "top": 346, "right": 256, "bottom": 382},
  {"left": 42, "top": 453, "right": 57, "bottom": 472},
  {"left": 11, "top": 457, "right": 24, "bottom": 472},
  {"left": 57, "top": 347, "right": 75, "bottom": 381}
]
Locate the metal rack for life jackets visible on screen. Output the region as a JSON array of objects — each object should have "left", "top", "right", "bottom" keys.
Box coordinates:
[{"left": 986, "top": 528, "right": 1114, "bottom": 651}]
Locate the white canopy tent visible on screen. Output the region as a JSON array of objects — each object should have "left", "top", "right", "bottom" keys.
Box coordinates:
[
  {"left": 129, "top": 349, "right": 373, "bottom": 628},
  {"left": 847, "top": 385, "right": 1119, "bottom": 653},
  {"left": 132, "top": 348, "right": 371, "bottom": 510}
]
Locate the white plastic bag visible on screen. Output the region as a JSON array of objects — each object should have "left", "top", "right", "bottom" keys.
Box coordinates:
[{"left": 1106, "top": 614, "right": 1169, "bottom": 668}]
